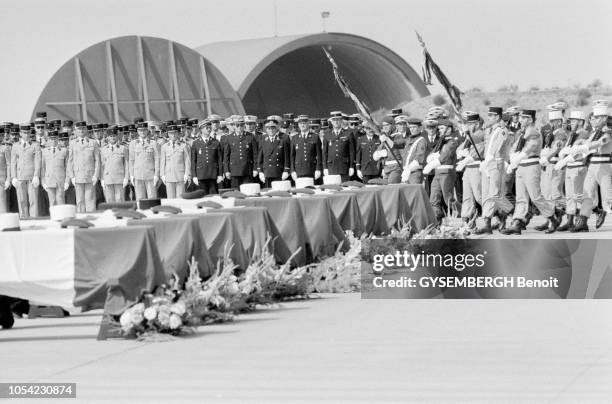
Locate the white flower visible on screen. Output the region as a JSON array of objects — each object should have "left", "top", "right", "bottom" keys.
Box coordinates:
[
  {"left": 169, "top": 314, "right": 182, "bottom": 330},
  {"left": 119, "top": 311, "right": 133, "bottom": 332},
  {"left": 131, "top": 311, "right": 144, "bottom": 325},
  {"left": 144, "top": 306, "right": 157, "bottom": 321},
  {"left": 170, "top": 301, "right": 186, "bottom": 316},
  {"left": 157, "top": 311, "right": 171, "bottom": 328},
  {"left": 132, "top": 303, "right": 145, "bottom": 314}
]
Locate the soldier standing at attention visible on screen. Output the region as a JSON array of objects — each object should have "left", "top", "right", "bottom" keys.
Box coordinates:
[
  {"left": 11, "top": 124, "right": 41, "bottom": 217},
  {"left": 100, "top": 128, "right": 129, "bottom": 203},
  {"left": 67, "top": 121, "right": 100, "bottom": 212},
  {"left": 290, "top": 114, "right": 322, "bottom": 182},
  {"left": 257, "top": 117, "right": 291, "bottom": 186},
  {"left": 41, "top": 130, "right": 69, "bottom": 206},
  {"left": 129, "top": 122, "right": 159, "bottom": 200},
  {"left": 355, "top": 121, "right": 381, "bottom": 183},
  {"left": 224, "top": 116, "right": 258, "bottom": 188},
  {"left": 191, "top": 120, "right": 223, "bottom": 195},
  {"left": 322, "top": 111, "right": 355, "bottom": 182},
  {"left": 400, "top": 117, "right": 428, "bottom": 185},
  {"left": 0, "top": 130, "right": 11, "bottom": 213},
  {"left": 160, "top": 126, "right": 191, "bottom": 198}
]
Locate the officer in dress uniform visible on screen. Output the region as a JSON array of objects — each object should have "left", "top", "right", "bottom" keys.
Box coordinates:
[
  {"left": 223, "top": 115, "right": 258, "bottom": 188},
  {"left": 257, "top": 117, "right": 291, "bottom": 187},
  {"left": 67, "top": 121, "right": 100, "bottom": 212},
  {"left": 501, "top": 110, "right": 561, "bottom": 234},
  {"left": 40, "top": 130, "right": 69, "bottom": 206},
  {"left": 0, "top": 128, "right": 11, "bottom": 213},
  {"left": 290, "top": 114, "right": 322, "bottom": 182},
  {"left": 129, "top": 122, "right": 159, "bottom": 200},
  {"left": 191, "top": 120, "right": 223, "bottom": 195},
  {"left": 355, "top": 121, "right": 381, "bottom": 183},
  {"left": 322, "top": 111, "right": 355, "bottom": 182},
  {"left": 160, "top": 126, "right": 191, "bottom": 198},
  {"left": 100, "top": 128, "right": 129, "bottom": 203},
  {"left": 10, "top": 124, "right": 41, "bottom": 217}
]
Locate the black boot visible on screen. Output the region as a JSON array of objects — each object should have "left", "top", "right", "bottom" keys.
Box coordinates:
[
  {"left": 571, "top": 215, "right": 589, "bottom": 232},
  {"left": 557, "top": 215, "right": 574, "bottom": 232},
  {"left": 524, "top": 211, "right": 533, "bottom": 228},
  {"left": 497, "top": 213, "right": 508, "bottom": 232},
  {"left": 534, "top": 220, "right": 549, "bottom": 231},
  {"left": 501, "top": 219, "right": 523, "bottom": 235},
  {"left": 473, "top": 217, "right": 493, "bottom": 235},
  {"left": 544, "top": 211, "right": 561, "bottom": 233},
  {"left": 595, "top": 209, "right": 607, "bottom": 229}
]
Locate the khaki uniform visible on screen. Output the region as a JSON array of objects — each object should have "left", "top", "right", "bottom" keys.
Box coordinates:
[
  {"left": 0, "top": 144, "right": 10, "bottom": 213},
  {"left": 101, "top": 143, "right": 129, "bottom": 203},
  {"left": 68, "top": 137, "right": 101, "bottom": 212},
  {"left": 481, "top": 124, "right": 513, "bottom": 218},
  {"left": 129, "top": 138, "right": 159, "bottom": 200},
  {"left": 456, "top": 130, "right": 485, "bottom": 219},
  {"left": 562, "top": 129, "right": 590, "bottom": 216},
  {"left": 540, "top": 128, "right": 568, "bottom": 209},
  {"left": 41, "top": 145, "right": 68, "bottom": 206},
  {"left": 160, "top": 140, "right": 190, "bottom": 198},
  {"left": 582, "top": 129, "right": 612, "bottom": 214},
  {"left": 10, "top": 141, "right": 42, "bottom": 217}
]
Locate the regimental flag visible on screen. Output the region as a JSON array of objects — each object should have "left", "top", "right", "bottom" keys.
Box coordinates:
[{"left": 416, "top": 31, "right": 463, "bottom": 114}]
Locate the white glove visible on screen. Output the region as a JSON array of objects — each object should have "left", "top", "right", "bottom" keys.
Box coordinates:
[
  {"left": 122, "top": 178, "right": 129, "bottom": 187},
  {"left": 559, "top": 146, "right": 571, "bottom": 158},
  {"left": 252, "top": 170, "right": 258, "bottom": 178},
  {"left": 401, "top": 170, "right": 409, "bottom": 183},
  {"left": 225, "top": 172, "right": 231, "bottom": 179},
  {"left": 42, "top": 184, "right": 48, "bottom": 191},
  {"left": 357, "top": 169, "right": 363, "bottom": 179},
  {"left": 509, "top": 152, "right": 527, "bottom": 168},
  {"left": 323, "top": 169, "right": 329, "bottom": 176},
  {"left": 405, "top": 159, "right": 420, "bottom": 174},
  {"left": 539, "top": 156, "right": 549, "bottom": 166},
  {"left": 4, "top": 180, "right": 9, "bottom": 190},
  {"left": 183, "top": 173, "right": 190, "bottom": 182},
  {"left": 193, "top": 177, "right": 199, "bottom": 186},
  {"left": 291, "top": 172, "right": 298, "bottom": 181},
  {"left": 426, "top": 152, "right": 440, "bottom": 163},
  {"left": 281, "top": 171, "right": 289, "bottom": 180},
  {"left": 259, "top": 172, "right": 265, "bottom": 183},
  {"left": 100, "top": 180, "right": 105, "bottom": 188},
  {"left": 130, "top": 175, "right": 135, "bottom": 184},
  {"left": 554, "top": 155, "right": 573, "bottom": 170},
  {"left": 423, "top": 159, "right": 441, "bottom": 175},
  {"left": 216, "top": 176, "right": 223, "bottom": 184},
  {"left": 153, "top": 175, "right": 159, "bottom": 185},
  {"left": 161, "top": 175, "right": 166, "bottom": 184},
  {"left": 11, "top": 178, "right": 18, "bottom": 188},
  {"left": 32, "top": 176, "right": 40, "bottom": 188},
  {"left": 572, "top": 144, "right": 589, "bottom": 156},
  {"left": 314, "top": 170, "right": 321, "bottom": 180},
  {"left": 457, "top": 149, "right": 470, "bottom": 159},
  {"left": 349, "top": 168, "right": 355, "bottom": 177},
  {"left": 64, "top": 180, "right": 70, "bottom": 191}
]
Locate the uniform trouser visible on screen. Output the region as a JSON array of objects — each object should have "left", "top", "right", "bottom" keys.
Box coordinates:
[
  {"left": 541, "top": 165, "right": 566, "bottom": 210},
  {"left": 384, "top": 164, "right": 402, "bottom": 184},
  {"left": 46, "top": 185, "right": 65, "bottom": 206},
  {"left": 103, "top": 184, "right": 125, "bottom": 203},
  {"left": 564, "top": 165, "right": 588, "bottom": 215},
  {"left": 502, "top": 168, "right": 516, "bottom": 206},
  {"left": 454, "top": 171, "right": 463, "bottom": 214},
  {"left": 16, "top": 180, "right": 38, "bottom": 217},
  {"left": 424, "top": 174, "right": 435, "bottom": 196},
  {"left": 582, "top": 163, "right": 612, "bottom": 214},
  {"left": 482, "top": 160, "right": 514, "bottom": 218},
  {"left": 430, "top": 170, "right": 456, "bottom": 219},
  {"left": 165, "top": 182, "right": 184, "bottom": 199},
  {"left": 74, "top": 182, "right": 96, "bottom": 213},
  {"left": 134, "top": 179, "right": 157, "bottom": 200},
  {"left": 404, "top": 170, "right": 423, "bottom": 185},
  {"left": 461, "top": 167, "right": 482, "bottom": 218},
  {"left": 231, "top": 176, "right": 251, "bottom": 188},
  {"left": 198, "top": 179, "right": 218, "bottom": 195},
  {"left": 513, "top": 164, "right": 554, "bottom": 220},
  {"left": 0, "top": 185, "right": 7, "bottom": 213}
]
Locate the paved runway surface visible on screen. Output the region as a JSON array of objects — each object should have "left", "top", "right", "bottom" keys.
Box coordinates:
[{"left": 1, "top": 293, "right": 611, "bottom": 403}]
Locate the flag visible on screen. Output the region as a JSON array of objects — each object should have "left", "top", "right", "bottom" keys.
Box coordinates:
[{"left": 416, "top": 31, "right": 463, "bottom": 113}]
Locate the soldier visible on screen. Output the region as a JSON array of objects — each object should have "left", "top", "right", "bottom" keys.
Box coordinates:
[
  {"left": 399, "top": 118, "right": 428, "bottom": 185},
  {"left": 375, "top": 115, "right": 408, "bottom": 184},
  {"left": 322, "top": 111, "right": 355, "bottom": 182},
  {"left": 10, "top": 124, "right": 41, "bottom": 217},
  {"left": 33, "top": 112, "right": 48, "bottom": 146},
  {"left": 129, "top": 122, "right": 159, "bottom": 200},
  {"left": 245, "top": 115, "right": 262, "bottom": 143},
  {"left": 100, "top": 128, "right": 129, "bottom": 203},
  {"left": 423, "top": 118, "right": 459, "bottom": 224},
  {"left": 160, "top": 126, "right": 191, "bottom": 198},
  {"left": 501, "top": 110, "right": 561, "bottom": 235},
  {"left": 455, "top": 113, "right": 485, "bottom": 227},
  {"left": 67, "top": 121, "right": 100, "bottom": 212},
  {"left": 0, "top": 129, "right": 10, "bottom": 213},
  {"left": 554, "top": 111, "right": 590, "bottom": 231},
  {"left": 290, "top": 114, "right": 322, "bottom": 182},
  {"left": 191, "top": 120, "right": 223, "bottom": 195},
  {"left": 421, "top": 114, "right": 440, "bottom": 195},
  {"left": 568, "top": 102, "right": 611, "bottom": 230},
  {"left": 257, "top": 117, "right": 291, "bottom": 186},
  {"left": 355, "top": 121, "right": 381, "bottom": 183},
  {"left": 40, "top": 130, "right": 69, "bottom": 206},
  {"left": 223, "top": 116, "right": 258, "bottom": 188}
]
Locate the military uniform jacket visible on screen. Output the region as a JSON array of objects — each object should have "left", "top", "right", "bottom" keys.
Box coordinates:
[
  {"left": 129, "top": 138, "right": 159, "bottom": 180},
  {"left": 322, "top": 128, "right": 355, "bottom": 175},
  {"left": 161, "top": 141, "right": 191, "bottom": 182},
  {"left": 517, "top": 126, "right": 543, "bottom": 157},
  {"left": 223, "top": 132, "right": 258, "bottom": 176},
  {"left": 68, "top": 137, "right": 101, "bottom": 183},
  {"left": 437, "top": 136, "right": 459, "bottom": 168},
  {"left": 41, "top": 146, "right": 68, "bottom": 187},
  {"left": 11, "top": 141, "right": 42, "bottom": 181},
  {"left": 402, "top": 134, "right": 429, "bottom": 168},
  {"left": 355, "top": 135, "right": 382, "bottom": 175},
  {"left": 191, "top": 137, "right": 222, "bottom": 180},
  {"left": 257, "top": 134, "right": 291, "bottom": 178},
  {"left": 101, "top": 143, "right": 129, "bottom": 184},
  {"left": 0, "top": 144, "right": 10, "bottom": 182},
  {"left": 290, "top": 131, "right": 322, "bottom": 176}
]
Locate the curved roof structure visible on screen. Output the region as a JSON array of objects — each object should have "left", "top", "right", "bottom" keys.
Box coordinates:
[
  {"left": 32, "top": 36, "right": 244, "bottom": 123},
  {"left": 196, "top": 32, "right": 429, "bottom": 118}
]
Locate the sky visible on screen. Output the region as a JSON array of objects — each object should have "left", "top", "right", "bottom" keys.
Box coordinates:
[{"left": 1, "top": 0, "right": 611, "bottom": 121}]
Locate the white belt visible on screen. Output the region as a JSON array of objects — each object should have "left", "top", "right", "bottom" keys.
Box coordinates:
[
  {"left": 549, "top": 157, "right": 559, "bottom": 162},
  {"left": 591, "top": 156, "right": 611, "bottom": 163},
  {"left": 465, "top": 162, "right": 481, "bottom": 168},
  {"left": 384, "top": 160, "right": 400, "bottom": 166},
  {"left": 519, "top": 157, "right": 540, "bottom": 164},
  {"left": 435, "top": 165, "right": 455, "bottom": 170},
  {"left": 567, "top": 162, "right": 586, "bottom": 168}
]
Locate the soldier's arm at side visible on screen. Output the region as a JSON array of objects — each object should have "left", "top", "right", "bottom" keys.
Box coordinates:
[
  {"left": 184, "top": 144, "right": 191, "bottom": 178},
  {"left": 93, "top": 142, "right": 101, "bottom": 179},
  {"left": 222, "top": 139, "right": 230, "bottom": 174},
  {"left": 315, "top": 136, "right": 323, "bottom": 172},
  {"left": 321, "top": 135, "right": 328, "bottom": 169},
  {"left": 34, "top": 144, "right": 42, "bottom": 178},
  {"left": 349, "top": 133, "right": 356, "bottom": 169},
  {"left": 217, "top": 142, "right": 223, "bottom": 177},
  {"left": 153, "top": 143, "right": 160, "bottom": 177},
  {"left": 67, "top": 144, "right": 74, "bottom": 179},
  {"left": 159, "top": 146, "right": 166, "bottom": 177},
  {"left": 283, "top": 137, "right": 291, "bottom": 172},
  {"left": 10, "top": 147, "right": 17, "bottom": 180},
  {"left": 289, "top": 137, "right": 296, "bottom": 173},
  {"left": 128, "top": 142, "right": 135, "bottom": 177},
  {"left": 190, "top": 141, "right": 197, "bottom": 178}
]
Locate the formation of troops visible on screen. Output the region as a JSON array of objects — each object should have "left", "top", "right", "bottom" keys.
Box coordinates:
[{"left": 1, "top": 99, "right": 611, "bottom": 234}]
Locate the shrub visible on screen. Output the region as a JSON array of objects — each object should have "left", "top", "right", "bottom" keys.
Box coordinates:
[
  {"left": 529, "top": 85, "right": 540, "bottom": 92},
  {"left": 432, "top": 94, "right": 446, "bottom": 106},
  {"left": 577, "top": 88, "right": 592, "bottom": 106}
]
